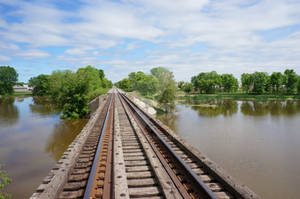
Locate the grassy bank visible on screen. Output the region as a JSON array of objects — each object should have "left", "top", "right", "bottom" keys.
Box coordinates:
[
  {"left": 179, "top": 93, "right": 300, "bottom": 101},
  {"left": 0, "top": 92, "right": 32, "bottom": 98},
  {"left": 13, "top": 92, "right": 32, "bottom": 96}
]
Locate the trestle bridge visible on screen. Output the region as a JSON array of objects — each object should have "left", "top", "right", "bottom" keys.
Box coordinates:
[{"left": 30, "top": 88, "right": 259, "bottom": 199}]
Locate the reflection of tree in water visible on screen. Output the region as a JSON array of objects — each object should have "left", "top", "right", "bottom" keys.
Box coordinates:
[
  {"left": 191, "top": 100, "right": 238, "bottom": 117},
  {"left": 30, "top": 97, "right": 60, "bottom": 116},
  {"left": 241, "top": 101, "right": 300, "bottom": 116},
  {"left": 241, "top": 101, "right": 269, "bottom": 116},
  {"left": 268, "top": 101, "right": 284, "bottom": 116},
  {"left": 284, "top": 101, "right": 300, "bottom": 116},
  {"left": 45, "top": 119, "right": 88, "bottom": 161},
  {"left": 0, "top": 97, "right": 19, "bottom": 126},
  {"left": 156, "top": 108, "right": 178, "bottom": 131}
]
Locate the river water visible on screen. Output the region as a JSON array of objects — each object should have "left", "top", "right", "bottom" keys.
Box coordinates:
[
  {"left": 157, "top": 99, "right": 300, "bottom": 199},
  {"left": 0, "top": 97, "right": 87, "bottom": 198}
]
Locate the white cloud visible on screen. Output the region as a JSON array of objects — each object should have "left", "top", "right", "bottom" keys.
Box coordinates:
[
  {"left": 65, "top": 48, "right": 90, "bottom": 56},
  {"left": 0, "top": 0, "right": 300, "bottom": 82},
  {"left": 0, "top": 55, "right": 11, "bottom": 62},
  {"left": 16, "top": 50, "right": 50, "bottom": 59},
  {"left": 0, "top": 41, "right": 19, "bottom": 50},
  {"left": 128, "top": 0, "right": 209, "bottom": 13}
]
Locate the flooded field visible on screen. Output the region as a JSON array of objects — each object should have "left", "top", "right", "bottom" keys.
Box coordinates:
[
  {"left": 157, "top": 99, "right": 300, "bottom": 199},
  {"left": 0, "top": 97, "right": 87, "bottom": 198}
]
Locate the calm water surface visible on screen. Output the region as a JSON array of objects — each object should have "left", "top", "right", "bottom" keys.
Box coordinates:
[
  {"left": 0, "top": 97, "right": 87, "bottom": 198},
  {"left": 157, "top": 99, "right": 300, "bottom": 199}
]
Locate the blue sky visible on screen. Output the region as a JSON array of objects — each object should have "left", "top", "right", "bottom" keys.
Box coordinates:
[{"left": 0, "top": 0, "right": 300, "bottom": 83}]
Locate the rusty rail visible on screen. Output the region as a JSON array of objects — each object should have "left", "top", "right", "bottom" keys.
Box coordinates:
[{"left": 83, "top": 94, "right": 114, "bottom": 199}]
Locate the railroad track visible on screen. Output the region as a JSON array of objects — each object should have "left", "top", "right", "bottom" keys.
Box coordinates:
[
  {"left": 57, "top": 94, "right": 114, "bottom": 199},
  {"left": 36, "top": 88, "right": 258, "bottom": 199}
]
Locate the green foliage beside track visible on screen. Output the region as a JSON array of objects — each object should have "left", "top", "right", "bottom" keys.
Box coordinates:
[
  {"left": 116, "top": 71, "right": 159, "bottom": 96},
  {"left": 115, "top": 67, "right": 177, "bottom": 111},
  {"left": 0, "top": 164, "right": 11, "bottom": 199},
  {"left": 29, "top": 66, "right": 112, "bottom": 119}
]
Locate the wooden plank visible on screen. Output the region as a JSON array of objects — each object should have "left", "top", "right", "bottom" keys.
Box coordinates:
[
  {"left": 127, "top": 178, "right": 156, "bottom": 187},
  {"left": 126, "top": 166, "right": 150, "bottom": 172},
  {"left": 127, "top": 171, "right": 153, "bottom": 179},
  {"left": 122, "top": 152, "right": 144, "bottom": 157},
  {"left": 125, "top": 160, "right": 148, "bottom": 166},
  {"left": 124, "top": 156, "right": 146, "bottom": 161},
  {"left": 129, "top": 187, "right": 160, "bottom": 197},
  {"left": 121, "top": 99, "right": 184, "bottom": 199},
  {"left": 113, "top": 104, "right": 130, "bottom": 199}
]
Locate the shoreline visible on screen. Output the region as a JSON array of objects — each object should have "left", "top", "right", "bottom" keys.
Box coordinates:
[{"left": 178, "top": 93, "right": 300, "bottom": 101}]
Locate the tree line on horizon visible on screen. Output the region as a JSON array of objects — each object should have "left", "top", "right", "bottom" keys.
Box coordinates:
[{"left": 179, "top": 69, "right": 300, "bottom": 95}]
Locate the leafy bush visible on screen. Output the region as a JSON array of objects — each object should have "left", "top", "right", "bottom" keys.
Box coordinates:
[
  {"left": 88, "top": 87, "right": 109, "bottom": 101},
  {"left": 0, "top": 164, "right": 11, "bottom": 199},
  {"left": 29, "top": 66, "right": 110, "bottom": 119},
  {"left": 0, "top": 66, "right": 18, "bottom": 95},
  {"left": 29, "top": 74, "right": 50, "bottom": 96}
]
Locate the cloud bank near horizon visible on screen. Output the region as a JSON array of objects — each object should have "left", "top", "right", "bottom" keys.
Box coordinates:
[{"left": 0, "top": 0, "right": 300, "bottom": 82}]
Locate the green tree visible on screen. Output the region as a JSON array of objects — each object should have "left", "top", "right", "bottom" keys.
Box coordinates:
[
  {"left": 0, "top": 66, "right": 18, "bottom": 95},
  {"left": 151, "top": 67, "right": 177, "bottom": 105},
  {"left": 265, "top": 75, "right": 272, "bottom": 93},
  {"left": 270, "top": 72, "right": 284, "bottom": 93},
  {"left": 15, "top": 82, "right": 24, "bottom": 86},
  {"left": 191, "top": 75, "right": 200, "bottom": 91},
  {"left": 150, "top": 67, "right": 175, "bottom": 93},
  {"left": 220, "top": 74, "right": 238, "bottom": 92},
  {"left": 284, "top": 69, "right": 298, "bottom": 94},
  {"left": 241, "top": 73, "right": 253, "bottom": 93},
  {"left": 101, "top": 78, "right": 113, "bottom": 88},
  {"left": 125, "top": 71, "right": 159, "bottom": 96},
  {"left": 77, "top": 65, "right": 102, "bottom": 94},
  {"left": 297, "top": 76, "right": 300, "bottom": 94},
  {"left": 29, "top": 65, "right": 110, "bottom": 119},
  {"left": 198, "top": 79, "right": 216, "bottom": 94},
  {"left": 182, "top": 82, "right": 193, "bottom": 93},
  {"left": 98, "top": 69, "right": 105, "bottom": 79},
  {"left": 135, "top": 75, "right": 158, "bottom": 96},
  {"left": 48, "top": 70, "right": 71, "bottom": 101},
  {"left": 98, "top": 69, "right": 112, "bottom": 88},
  {"left": 191, "top": 71, "right": 221, "bottom": 94},
  {"left": 59, "top": 73, "right": 90, "bottom": 119},
  {"left": 252, "top": 72, "right": 268, "bottom": 94},
  {"left": 0, "top": 164, "right": 11, "bottom": 199},
  {"left": 115, "top": 78, "right": 132, "bottom": 92},
  {"left": 157, "top": 82, "right": 177, "bottom": 112},
  {"left": 128, "top": 71, "right": 143, "bottom": 90},
  {"left": 29, "top": 74, "right": 50, "bottom": 96},
  {"left": 177, "top": 81, "right": 184, "bottom": 89}
]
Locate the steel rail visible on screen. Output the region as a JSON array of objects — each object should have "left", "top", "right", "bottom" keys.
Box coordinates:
[
  {"left": 83, "top": 94, "right": 113, "bottom": 199},
  {"left": 119, "top": 92, "right": 219, "bottom": 199},
  {"left": 116, "top": 93, "right": 191, "bottom": 199}
]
